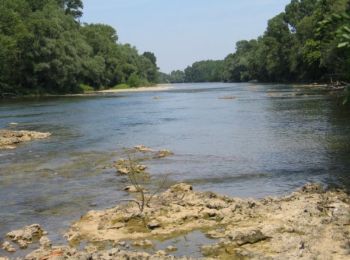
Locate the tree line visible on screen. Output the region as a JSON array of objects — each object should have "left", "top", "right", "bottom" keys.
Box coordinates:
[
  {"left": 164, "top": 0, "right": 350, "bottom": 84},
  {"left": 0, "top": 0, "right": 159, "bottom": 96}
]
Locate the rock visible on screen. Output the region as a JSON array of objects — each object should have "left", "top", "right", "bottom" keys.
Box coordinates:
[
  {"left": 39, "top": 236, "right": 52, "bottom": 249},
  {"left": 147, "top": 220, "right": 161, "bottom": 230},
  {"left": 1, "top": 241, "right": 16, "bottom": 252},
  {"left": 165, "top": 245, "right": 177, "bottom": 252},
  {"left": 228, "top": 229, "right": 268, "bottom": 246},
  {"left": 132, "top": 239, "right": 153, "bottom": 247},
  {"left": 18, "top": 239, "right": 28, "bottom": 249},
  {"left": 7, "top": 224, "right": 44, "bottom": 244},
  {"left": 155, "top": 250, "right": 167, "bottom": 256},
  {"left": 114, "top": 159, "right": 147, "bottom": 175},
  {"left": 0, "top": 257, "right": 9, "bottom": 260},
  {"left": 124, "top": 185, "right": 140, "bottom": 193},
  {"left": 134, "top": 145, "right": 153, "bottom": 152},
  {"left": 0, "top": 130, "right": 51, "bottom": 149},
  {"left": 205, "top": 200, "right": 228, "bottom": 210},
  {"left": 169, "top": 183, "right": 193, "bottom": 193},
  {"left": 299, "top": 183, "right": 323, "bottom": 193},
  {"left": 117, "top": 241, "right": 127, "bottom": 247},
  {"left": 62, "top": 183, "right": 350, "bottom": 259},
  {"left": 154, "top": 149, "right": 174, "bottom": 159}
]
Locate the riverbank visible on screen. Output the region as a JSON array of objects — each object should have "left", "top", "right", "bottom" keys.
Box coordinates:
[
  {"left": 96, "top": 84, "right": 173, "bottom": 94},
  {"left": 2, "top": 183, "right": 349, "bottom": 259}
]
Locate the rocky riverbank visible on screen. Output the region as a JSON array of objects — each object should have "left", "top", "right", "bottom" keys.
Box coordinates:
[
  {"left": 0, "top": 130, "right": 51, "bottom": 149},
  {"left": 2, "top": 183, "right": 348, "bottom": 259}
]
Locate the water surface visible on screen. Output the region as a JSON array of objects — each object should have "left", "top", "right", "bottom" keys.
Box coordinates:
[{"left": 1, "top": 83, "right": 349, "bottom": 245}]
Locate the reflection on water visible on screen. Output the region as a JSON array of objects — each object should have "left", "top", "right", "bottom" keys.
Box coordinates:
[{"left": 0, "top": 83, "right": 349, "bottom": 245}]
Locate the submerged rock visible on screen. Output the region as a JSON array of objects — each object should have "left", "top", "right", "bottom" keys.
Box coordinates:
[
  {"left": 0, "top": 130, "right": 51, "bottom": 149},
  {"left": 154, "top": 150, "right": 174, "bottom": 159},
  {"left": 134, "top": 145, "right": 154, "bottom": 152},
  {"left": 114, "top": 159, "right": 147, "bottom": 175}
]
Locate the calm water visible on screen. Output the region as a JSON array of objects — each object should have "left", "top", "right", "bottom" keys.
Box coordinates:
[{"left": 0, "top": 83, "right": 350, "bottom": 247}]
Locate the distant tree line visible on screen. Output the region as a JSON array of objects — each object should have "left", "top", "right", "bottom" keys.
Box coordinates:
[
  {"left": 161, "top": 60, "right": 224, "bottom": 83},
  {"left": 0, "top": 0, "right": 159, "bottom": 96},
  {"left": 164, "top": 0, "right": 350, "bottom": 84}
]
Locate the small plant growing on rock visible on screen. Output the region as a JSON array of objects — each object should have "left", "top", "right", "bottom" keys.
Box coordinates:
[{"left": 122, "top": 151, "right": 170, "bottom": 216}]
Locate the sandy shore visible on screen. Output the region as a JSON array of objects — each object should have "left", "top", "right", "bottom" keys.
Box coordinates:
[{"left": 97, "top": 84, "right": 173, "bottom": 94}]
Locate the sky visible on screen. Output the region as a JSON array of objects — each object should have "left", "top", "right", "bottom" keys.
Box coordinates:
[{"left": 82, "top": 0, "right": 291, "bottom": 73}]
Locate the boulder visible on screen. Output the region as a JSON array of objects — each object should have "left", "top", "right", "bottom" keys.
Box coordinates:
[
  {"left": 1, "top": 241, "right": 16, "bottom": 253},
  {"left": 228, "top": 229, "right": 268, "bottom": 246},
  {"left": 7, "top": 224, "right": 44, "bottom": 248}
]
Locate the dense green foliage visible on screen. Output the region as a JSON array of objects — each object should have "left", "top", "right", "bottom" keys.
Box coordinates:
[
  {"left": 0, "top": 0, "right": 159, "bottom": 96},
  {"left": 224, "top": 0, "right": 350, "bottom": 83},
  {"left": 164, "top": 0, "right": 350, "bottom": 84},
  {"left": 184, "top": 60, "right": 224, "bottom": 82},
  {"left": 163, "top": 60, "right": 224, "bottom": 83}
]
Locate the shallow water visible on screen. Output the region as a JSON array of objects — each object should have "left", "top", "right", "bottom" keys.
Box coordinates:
[{"left": 0, "top": 83, "right": 350, "bottom": 249}]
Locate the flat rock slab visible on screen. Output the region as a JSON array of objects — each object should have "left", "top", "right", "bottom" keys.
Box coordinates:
[
  {"left": 64, "top": 183, "right": 350, "bottom": 259},
  {"left": 0, "top": 130, "right": 51, "bottom": 149}
]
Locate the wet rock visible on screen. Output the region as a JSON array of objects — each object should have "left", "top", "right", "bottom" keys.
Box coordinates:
[
  {"left": 299, "top": 183, "right": 324, "bottom": 193},
  {"left": 147, "top": 220, "right": 161, "bottom": 230},
  {"left": 63, "top": 183, "right": 350, "bottom": 259},
  {"left": 132, "top": 239, "right": 153, "bottom": 247},
  {"left": 165, "top": 245, "right": 177, "bottom": 252},
  {"left": 18, "top": 239, "right": 28, "bottom": 249},
  {"left": 117, "top": 241, "right": 127, "bottom": 247},
  {"left": 39, "top": 236, "right": 52, "bottom": 249},
  {"left": 7, "top": 224, "right": 44, "bottom": 248},
  {"left": 0, "top": 130, "right": 51, "bottom": 149},
  {"left": 114, "top": 159, "right": 147, "bottom": 175},
  {"left": 134, "top": 145, "right": 154, "bottom": 152},
  {"left": 1, "top": 241, "right": 16, "bottom": 253},
  {"left": 154, "top": 150, "right": 174, "bottom": 159},
  {"left": 155, "top": 250, "right": 166, "bottom": 256},
  {"left": 228, "top": 229, "right": 268, "bottom": 246},
  {"left": 124, "top": 185, "right": 140, "bottom": 193}
]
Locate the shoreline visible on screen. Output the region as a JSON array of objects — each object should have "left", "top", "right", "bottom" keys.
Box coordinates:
[
  {"left": 96, "top": 84, "right": 173, "bottom": 94},
  {"left": 2, "top": 182, "right": 350, "bottom": 259}
]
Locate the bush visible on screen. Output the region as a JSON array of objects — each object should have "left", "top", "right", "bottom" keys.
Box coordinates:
[
  {"left": 79, "top": 84, "right": 95, "bottom": 93},
  {"left": 127, "top": 73, "right": 149, "bottom": 88}
]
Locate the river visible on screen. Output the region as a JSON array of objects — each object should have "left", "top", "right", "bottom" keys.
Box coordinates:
[{"left": 0, "top": 83, "right": 349, "bottom": 248}]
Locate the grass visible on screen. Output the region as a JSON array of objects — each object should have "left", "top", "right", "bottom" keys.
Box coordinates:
[{"left": 79, "top": 84, "right": 95, "bottom": 93}]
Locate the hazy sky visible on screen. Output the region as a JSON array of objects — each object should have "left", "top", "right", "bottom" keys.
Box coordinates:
[{"left": 82, "top": 0, "right": 291, "bottom": 73}]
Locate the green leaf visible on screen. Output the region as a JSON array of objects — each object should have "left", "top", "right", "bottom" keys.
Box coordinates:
[
  {"left": 342, "top": 34, "right": 350, "bottom": 40},
  {"left": 338, "top": 42, "right": 349, "bottom": 48}
]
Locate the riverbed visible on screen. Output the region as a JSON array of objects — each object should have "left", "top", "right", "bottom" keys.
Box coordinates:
[{"left": 0, "top": 83, "right": 349, "bottom": 246}]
